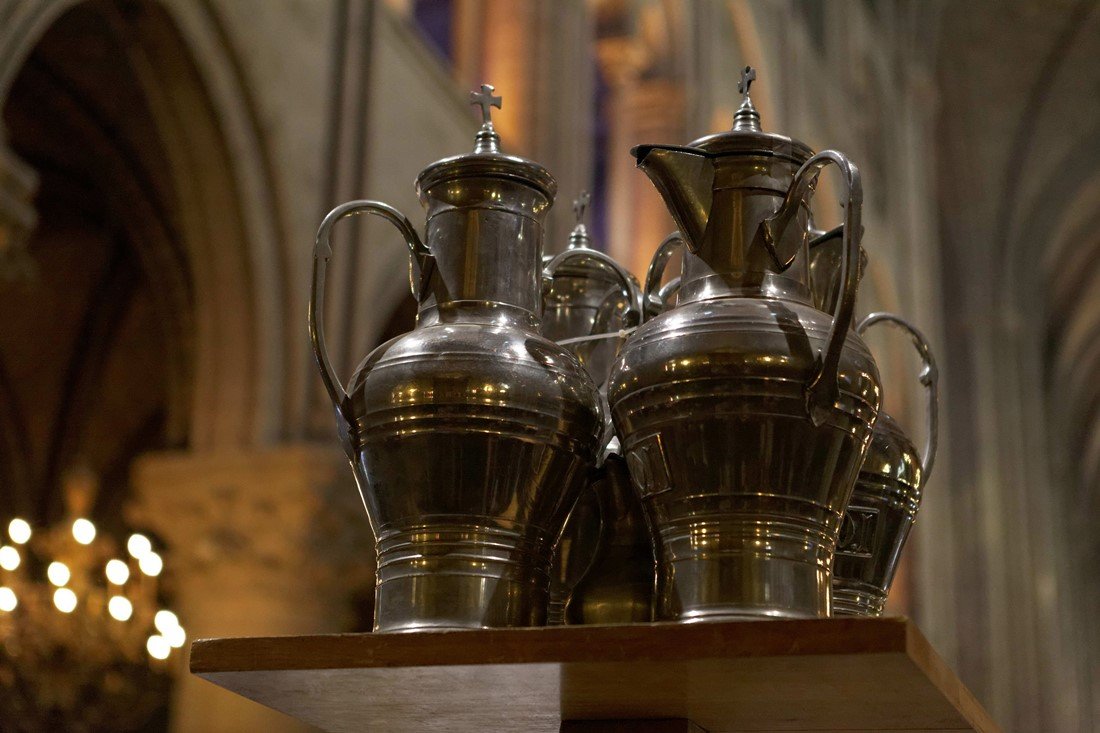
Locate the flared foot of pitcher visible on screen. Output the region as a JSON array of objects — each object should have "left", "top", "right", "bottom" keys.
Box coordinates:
[
  {"left": 373, "top": 524, "right": 552, "bottom": 632},
  {"left": 830, "top": 581, "right": 887, "bottom": 617}
]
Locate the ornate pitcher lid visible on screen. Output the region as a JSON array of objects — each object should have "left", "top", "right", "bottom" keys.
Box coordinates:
[
  {"left": 686, "top": 67, "right": 814, "bottom": 164},
  {"left": 415, "top": 84, "right": 557, "bottom": 199},
  {"left": 548, "top": 191, "right": 627, "bottom": 284}
]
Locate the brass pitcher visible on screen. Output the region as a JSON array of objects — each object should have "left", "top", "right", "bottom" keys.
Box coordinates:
[
  {"left": 609, "top": 67, "right": 881, "bottom": 620},
  {"left": 832, "top": 313, "right": 938, "bottom": 616},
  {"left": 541, "top": 194, "right": 654, "bottom": 624},
  {"left": 310, "top": 85, "right": 603, "bottom": 632}
]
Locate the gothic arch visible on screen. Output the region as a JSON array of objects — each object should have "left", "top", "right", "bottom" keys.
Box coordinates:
[
  {"left": 0, "top": 0, "right": 286, "bottom": 450},
  {"left": 1002, "top": 133, "right": 1100, "bottom": 731}
]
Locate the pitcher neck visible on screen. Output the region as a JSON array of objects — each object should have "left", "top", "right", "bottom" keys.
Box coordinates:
[
  {"left": 677, "top": 245, "right": 813, "bottom": 306},
  {"left": 676, "top": 183, "right": 814, "bottom": 306},
  {"left": 677, "top": 271, "right": 813, "bottom": 305},
  {"left": 417, "top": 300, "right": 540, "bottom": 331},
  {"left": 420, "top": 179, "right": 550, "bottom": 315}
]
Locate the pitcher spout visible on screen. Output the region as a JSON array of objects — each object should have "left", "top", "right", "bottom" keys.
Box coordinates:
[{"left": 631, "top": 145, "right": 714, "bottom": 251}]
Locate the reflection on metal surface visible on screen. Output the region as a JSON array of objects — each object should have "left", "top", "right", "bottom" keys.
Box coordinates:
[
  {"left": 808, "top": 225, "right": 868, "bottom": 317},
  {"left": 310, "top": 87, "right": 602, "bottom": 632},
  {"left": 832, "top": 313, "right": 938, "bottom": 616},
  {"left": 611, "top": 67, "right": 881, "bottom": 621}
]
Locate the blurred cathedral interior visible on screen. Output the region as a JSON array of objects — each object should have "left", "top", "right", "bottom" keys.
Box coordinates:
[{"left": 0, "top": 0, "right": 1098, "bottom": 731}]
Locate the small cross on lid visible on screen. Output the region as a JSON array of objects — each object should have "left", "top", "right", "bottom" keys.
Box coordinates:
[{"left": 470, "top": 83, "right": 503, "bottom": 153}]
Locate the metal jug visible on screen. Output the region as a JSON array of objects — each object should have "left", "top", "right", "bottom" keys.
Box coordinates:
[
  {"left": 541, "top": 194, "right": 654, "bottom": 624},
  {"left": 565, "top": 449, "right": 657, "bottom": 624},
  {"left": 832, "top": 313, "right": 938, "bottom": 616},
  {"left": 310, "top": 85, "right": 603, "bottom": 632},
  {"left": 609, "top": 67, "right": 882, "bottom": 620}
]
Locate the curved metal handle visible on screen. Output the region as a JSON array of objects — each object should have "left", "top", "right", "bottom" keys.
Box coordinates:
[
  {"left": 588, "top": 287, "right": 633, "bottom": 339},
  {"left": 643, "top": 231, "right": 685, "bottom": 321},
  {"left": 856, "top": 312, "right": 939, "bottom": 481},
  {"left": 808, "top": 224, "right": 844, "bottom": 250},
  {"left": 655, "top": 277, "right": 682, "bottom": 307},
  {"left": 310, "top": 200, "right": 431, "bottom": 415},
  {"left": 543, "top": 248, "right": 643, "bottom": 327},
  {"left": 761, "top": 150, "right": 863, "bottom": 426}
]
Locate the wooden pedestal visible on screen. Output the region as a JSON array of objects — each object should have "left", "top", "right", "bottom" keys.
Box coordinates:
[{"left": 190, "top": 617, "right": 999, "bottom": 733}]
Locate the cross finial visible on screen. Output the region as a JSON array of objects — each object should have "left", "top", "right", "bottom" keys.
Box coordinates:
[
  {"left": 573, "top": 191, "right": 591, "bottom": 225},
  {"left": 733, "top": 65, "right": 761, "bottom": 132},
  {"left": 568, "top": 191, "right": 593, "bottom": 249},
  {"left": 738, "top": 66, "right": 756, "bottom": 101},
  {"left": 470, "top": 83, "right": 502, "bottom": 126}
]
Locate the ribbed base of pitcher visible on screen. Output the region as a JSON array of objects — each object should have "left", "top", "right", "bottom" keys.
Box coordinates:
[
  {"left": 373, "top": 524, "right": 552, "bottom": 632},
  {"left": 831, "top": 581, "right": 887, "bottom": 617},
  {"left": 655, "top": 515, "right": 835, "bottom": 620},
  {"left": 545, "top": 599, "right": 566, "bottom": 626}
]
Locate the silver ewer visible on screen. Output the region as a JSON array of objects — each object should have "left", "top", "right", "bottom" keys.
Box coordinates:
[
  {"left": 609, "top": 67, "right": 881, "bottom": 621},
  {"left": 310, "top": 85, "right": 603, "bottom": 632},
  {"left": 832, "top": 313, "right": 938, "bottom": 616},
  {"left": 541, "top": 194, "right": 654, "bottom": 624}
]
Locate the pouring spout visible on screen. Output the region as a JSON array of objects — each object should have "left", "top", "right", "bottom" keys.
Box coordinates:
[{"left": 631, "top": 145, "right": 714, "bottom": 252}]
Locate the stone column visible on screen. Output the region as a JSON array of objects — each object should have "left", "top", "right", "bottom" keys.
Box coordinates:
[
  {"left": 130, "top": 443, "right": 373, "bottom": 733},
  {"left": 453, "top": 0, "right": 595, "bottom": 250},
  {"left": 598, "top": 40, "right": 682, "bottom": 278}
]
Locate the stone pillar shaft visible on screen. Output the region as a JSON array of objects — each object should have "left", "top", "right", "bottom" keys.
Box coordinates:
[{"left": 130, "top": 443, "right": 371, "bottom": 733}]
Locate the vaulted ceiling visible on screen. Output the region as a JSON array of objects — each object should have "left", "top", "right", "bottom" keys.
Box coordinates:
[{"left": 935, "top": 0, "right": 1100, "bottom": 728}]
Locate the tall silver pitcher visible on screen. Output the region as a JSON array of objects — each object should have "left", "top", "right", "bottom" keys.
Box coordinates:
[
  {"left": 609, "top": 68, "right": 881, "bottom": 620},
  {"left": 806, "top": 234, "right": 940, "bottom": 616},
  {"left": 541, "top": 194, "right": 655, "bottom": 625},
  {"left": 310, "top": 85, "right": 603, "bottom": 632},
  {"left": 832, "top": 313, "right": 938, "bottom": 616}
]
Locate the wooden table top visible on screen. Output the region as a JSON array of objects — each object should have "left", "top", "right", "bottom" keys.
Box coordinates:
[{"left": 191, "top": 617, "right": 999, "bottom": 733}]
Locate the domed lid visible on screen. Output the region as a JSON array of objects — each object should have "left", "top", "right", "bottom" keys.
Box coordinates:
[
  {"left": 415, "top": 83, "right": 557, "bottom": 200},
  {"left": 686, "top": 66, "right": 814, "bottom": 164},
  {"left": 549, "top": 192, "right": 637, "bottom": 288}
]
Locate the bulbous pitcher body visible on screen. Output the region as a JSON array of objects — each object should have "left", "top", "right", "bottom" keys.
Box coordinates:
[
  {"left": 832, "top": 413, "right": 922, "bottom": 616},
  {"left": 565, "top": 452, "right": 657, "bottom": 624}
]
